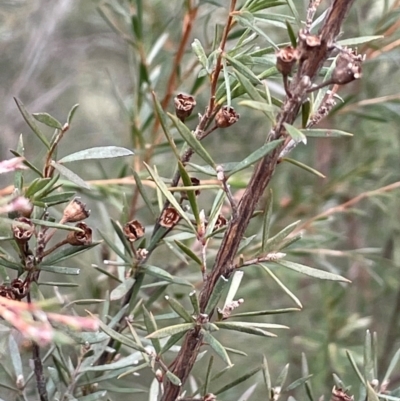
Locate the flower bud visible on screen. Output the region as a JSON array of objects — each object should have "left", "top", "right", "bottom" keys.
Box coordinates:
[
  {"left": 123, "top": 220, "right": 145, "bottom": 242},
  {"left": 276, "top": 46, "right": 300, "bottom": 76},
  {"left": 215, "top": 106, "right": 239, "bottom": 128},
  {"left": 160, "top": 207, "right": 180, "bottom": 228},
  {"left": 66, "top": 222, "right": 92, "bottom": 246},
  {"left": 62, "top": 198, "right": 90, "bottom": 223},
  {"left": 12, "top": 217, "right": 35, "bottom": 243},
  {"left": 174, "top": 93, "right": 196, "bottom": 121}
]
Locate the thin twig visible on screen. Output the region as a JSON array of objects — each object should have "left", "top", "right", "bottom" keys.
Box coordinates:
[
  {"left": 161, "top": 1, "right": 357, "bottom": 399},
  {"left": 292, "top": 180, "right": 400, "bottom": 234},
  {"left": 27, "top": 293, "right": 48, "bottom": 401}
]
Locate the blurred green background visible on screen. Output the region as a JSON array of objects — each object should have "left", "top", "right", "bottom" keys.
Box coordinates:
[{"left": 1, "top": 0, "right": 400, "bottom": 400}]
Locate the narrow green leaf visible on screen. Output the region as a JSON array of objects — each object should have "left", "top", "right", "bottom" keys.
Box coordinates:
[
  {"left": 143, "top": 305, "right": 161, "bottom": 354},
  {"left": 67, "top": 104, "right": 79, "bottom": 125},
  {"left": 231, "top": 308, "right": 300, "bottom": 317},
  {"left": 110, "top": 219, "right": 133, "bottom": 258},
  {"left": 89, "top": 312, "right": 146, "bottom": 353},
  {"left": 165, "top": 295, "right": 193, "bottom": 323},
  {"left": 160, "top": 331, "right": 186, "bottom": 354},
  {"left": 144, "top": 162, "right": 195, "bottom": 232},
  {"left": 192, "top": 39, "right": 208, "bottom": 69},
  {"left": 25, "top": 178, "right": 51, "bottom": 198},
  {"left": 284, "top": 123, "right": 307, "bottom": 144},
  {"left": 10, "top": 149, "right": 43, "bottom": 177},
  {"left": 98, "top": 229, "right": 130, "bottom": 263},
  {"left": 166, "top": 370, "right": 182, "bottom": 386},
  {"left": 366, "top": 381, "right": 380, "bottom": 401},
  {"left": 235, "top": 70, "right": 265, "bottom": 102},
  {"left": 263, "top": 355, "right": 271, "bottom": 394},
  {"left": 214, "top": 322, "right": 277, "bottom": 337},
  {"left": 286, "top": 375, "right": 313, "bottom": 391},
  {"left": 224, "top": 54, "right": 261, "bottom": 85},
  {"left": 79, "top": 354, "right": 141, "bottom": 373},
  {"left": 205, "top": 275, "right": 229, "bottom": 315},
  {"left": 274, "top": 259, "right": 351, "bottom": 282},
  {"left": 260, "top": 264, "right": 303, "bottom": 308},
  {"left": 40, "top": 191, "right": 75, "bottom": 206},
  {"left": 201, "top": 329, "right": 233, "bottom": 367},
  {"left": 215, "top": 365, "right": 261, "bottom": 395},
  {"left": 14, "top": 98, "right": 50, "bottom": 149},
  {"left": 177, "top": 162, "right": 200, "bottom": 227},
  {"left": 152, "top": 91, "right": 180, "bottom": 161},
  {"left": 8, "top": 335, "right": 23, "bottom": 378},
  {"left": 235, "top": 14, "right": 279, "bottom": 49},
  {"left": 30, "top": 218, "right": 84, "bottom": 231},
  {"left": 203, "top": 356, "right": 214, "bottom": 396},
  {"left": 174, "top": 240, "right": 202, "bottom": 265},
  {"left": 285, "top": 0, "right": 301, "bottom": 25},
  {"left": 0, "top": 256, "right": 22, "bottom": 271},
  {"left": 223, "top": 271, "right": 243, "bottom": 310},
  {"left": 364, "top": 330, "right": 374, "bottom": 382},
  {"left": 147, "top": 323, "right": 194, "bottom": 339},
  {"left": 338, "top": 36, "right": 383, "bottom": 46},
  {"left": 383, "top": 348, "right": 400, "bottom": 385},
  {"left": 222, "top": 58, "right": 232, "bottom": 106},
  {"left": 58, "top": 146, "right": 133, "bottom": 163},
  {"left": 239, "top": 100, "right": 279, "bottom": 114},
  {"left": 247, "top": 1, "right": 287, "bottom": 13},
  {"left": 286, "top": 20, "right": 297, "bottom": 47},
  {"left": 38, "top": 281, "right": 79, "bottom": 287},
  {"left": 110, "top": 277, "right": 135, "bottom": 301},
  {"left": 277, "top": 363, "right": 290, "bottom": 388},
  {"left": 282, "top": 157, "right": 326, "bottom": 178},
  {"left": 32, "top": 112, "right": 63, "bottom": 130},
  {"left": 132, "top": 169, "right": 158, "bottom": 218},
  {"left": 40, "top": 265, "right": 80, "bottom": 275},
  {"left": 168, "top": 113, "right": 216, "bottom": 168},
  {"left": 346, "top": 350, "right": 365, "bottom": 384},
  {"left": 43, "top": 242, "right": 99, "bottom": 265},
  {"left": 14, "top": 135, "right": 24, "bottom": 191},
  {"left": 189, "top": 291, "right": 200, "bottom": 316},
  {"left": 143, "top": 265, "right": 192, "bottom": 287},
  {"left": 301, "top": 128, "right": 353, "bottom": 137},
  {"left": 51, "top": 161, "right": 91, "bottom": 190},
  {"left": 228, "top": 139, "right": 283, "bottom": 176},
  {"left": 77, "top": 391, "right": 107, "bottom": 401}
]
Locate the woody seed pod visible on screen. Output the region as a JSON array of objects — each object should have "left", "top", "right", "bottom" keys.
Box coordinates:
[
  {"left": 276, "top": 46, "right": 300, "bottom": 76},
  {"left": 215, "top": 106, "right": 239, "bottom": 128},
  {"left": 174, "top": 93, "right": 196, "bottom": 121},
  {"left": 160, "top": 207, "right": 180, "bottom": 228},
  {"left": 123, "top": 220, "right": 145, "bottom": 242},
  {"left": 12, "top": 217, "right": 35, "bottom": 243},
  {"left": 62, "top": 198, "right": 90, "bottom": 223},
  {"left": 66, "top": 222, "right": 92, "bottom": 246}
]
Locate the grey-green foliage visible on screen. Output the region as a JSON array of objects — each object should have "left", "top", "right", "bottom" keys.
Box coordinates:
[{"left": 1, "top": 1, "right": 400, "bottom": 401}]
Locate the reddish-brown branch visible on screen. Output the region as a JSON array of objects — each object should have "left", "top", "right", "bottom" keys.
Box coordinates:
[{"left": 161, "top": 1, "right": 357, "bottom": 399}]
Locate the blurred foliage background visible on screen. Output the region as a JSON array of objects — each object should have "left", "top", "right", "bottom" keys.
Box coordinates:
[{"left": 1, "top": 0, "right": 400, "bottom": 400}]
